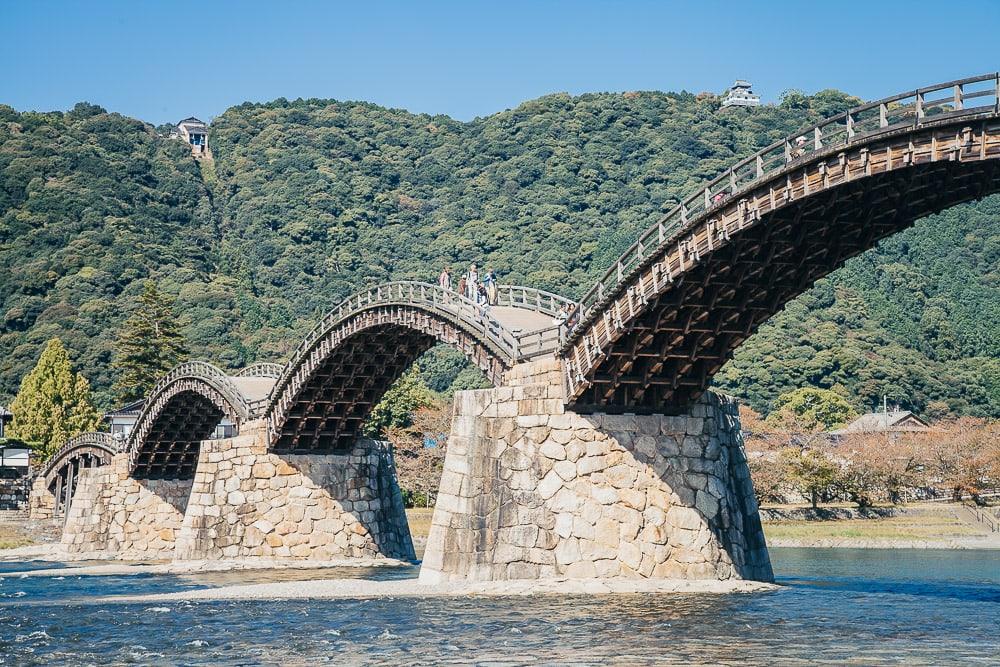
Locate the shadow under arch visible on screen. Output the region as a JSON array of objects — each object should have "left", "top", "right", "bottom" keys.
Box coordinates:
[
  {"left": 124, "top": 361, "right": 251, "bottom": 479},
  {"left": 263, "top": 282, "right": 567, "bottom": 454}
]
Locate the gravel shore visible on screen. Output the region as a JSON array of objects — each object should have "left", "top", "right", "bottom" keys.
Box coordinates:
[
  {"left": 11, "top": 556, "right": 412, "bottom": 578},
  {"left": 109, "top": 575, "right": 776, "bottom": 603}
]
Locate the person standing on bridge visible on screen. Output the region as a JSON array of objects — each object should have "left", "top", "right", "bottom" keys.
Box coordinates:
[
  {"left": 438, "top": 266, "right": 452, "bottom": 291},
  {"left": 483, "top": 268, "right": 498, "bottom": 305},
  {"left": 466, "top": 264, "right": 479, "bottom": 302}
]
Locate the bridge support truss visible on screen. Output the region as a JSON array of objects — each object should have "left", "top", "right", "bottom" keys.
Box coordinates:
[{"left": 420, "top": 359, "right": 773, "bottom": 583}]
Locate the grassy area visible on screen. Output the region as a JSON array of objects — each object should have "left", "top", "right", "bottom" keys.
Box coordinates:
[
  {"left": 762, "top": 507, "right": 985, "bottom": 541},
  {"left": 0, "top": 524, "right": 36, "bottom": 550},
  {"left": 406, "top": 504, "right": 989, "bottom": 544},
  {"left": 406, "top": 508, "right": 435, "bottom": 540}
]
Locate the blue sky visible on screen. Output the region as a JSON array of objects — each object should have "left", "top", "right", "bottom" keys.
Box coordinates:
[{"left": 3, "top": 1, "right": 998, "bottom": 124}]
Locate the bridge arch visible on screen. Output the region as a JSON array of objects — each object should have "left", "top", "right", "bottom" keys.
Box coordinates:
[
  {"left": 125, "top": 361, "right": 251, "bottom": 478},
  {"left": 41, "top": 432, "right": 117, "bottom": 516},
  {"left": 561, "top": 73, "right": 1000, "bottom": 411},
  {"left": 263, "top": 281, "right": 571, "bottom": 453}
]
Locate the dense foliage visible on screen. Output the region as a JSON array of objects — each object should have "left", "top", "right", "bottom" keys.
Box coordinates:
[
  {"left": 112, "top": 281, "right": 189, "bottom": 402},
  {"left": 0, "top": 90, "right": 997, "bottom": 418},
  {"left": 0, "top": 102, "right": 234, "bottom": 407},
  {"left": 8, "top": 338, "right": 101, "bottom": 460}
]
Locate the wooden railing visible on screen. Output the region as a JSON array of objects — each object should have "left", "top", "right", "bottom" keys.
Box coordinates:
[
  {"left": 495, "top": 284, "right": 577, "bottom": 317},
  {"left": 41, "top": 431, "right": 117, "bottom": 479},
  {"left": 566, "top": 72, "right": 1000, "bottom": 338},
  {"left": 494, "top": 285, "right": 573, "bottom": 358},
  {"left": 234, "top": 363, "right": 283, "bottom": 378}
]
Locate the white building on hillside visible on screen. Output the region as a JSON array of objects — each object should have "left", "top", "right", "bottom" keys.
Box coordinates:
[
  {"left": 721, "top": 80, "right": 761, "bottom": 108},
  {"left": 170, "top": 117, "right": 211, "bottom": 157}
]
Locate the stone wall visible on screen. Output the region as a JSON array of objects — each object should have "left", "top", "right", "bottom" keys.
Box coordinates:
[
  {"left": 0, "top": 476, "right": 31, "bottom": 511},
  {"left": 28, "top": 476, "right": 55, "bottom": 520},
  {"left": 61, "top": 453, "right": 192, "bottom": 560},
  {"left": 419, "top": 359, "right": 772, "bottom": 583},
  {"left": 174, "top": 421, "right": 414, "bottom": 561}
]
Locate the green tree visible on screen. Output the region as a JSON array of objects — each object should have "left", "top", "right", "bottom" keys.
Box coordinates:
[
  {"left": 365, "top": 366, "right": 435, "bottom": 437},
  {"left": 112, "top": 281, "right": 189, "bottom": 402},
  {"left": 8, "top": 339, "right": 102, "bottom": 461},
  {"left": 780, "top": 448, "right": 841, "bottom": 509},
  {"left": 768, "top": 388, "right": 857, "bottom": 431}
]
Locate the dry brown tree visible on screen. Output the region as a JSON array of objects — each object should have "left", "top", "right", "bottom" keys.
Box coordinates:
[{"left": 384, "top": 400, "right": 452, "bottom": 507}]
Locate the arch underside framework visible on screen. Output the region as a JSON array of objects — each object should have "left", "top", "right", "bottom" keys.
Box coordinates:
[
  {"left": 563, "top": 114, "right": 1000, "bottom": 411},
  {"left": 127, "top": 365, "right": 252, "bottom": 479},
  {"left": 265, "top": 305, "right": 511, "bottom": 453},
  {"left": 42, "top": 432, "right": 117, "bottom": 514}
]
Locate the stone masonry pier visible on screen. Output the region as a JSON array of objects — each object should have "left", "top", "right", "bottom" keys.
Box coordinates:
[
  {"left": 420, "top": 359, "right": 773, "bottom": 583},
  {"left": 60, "top": 421, "right": 414, "bottom": 562}
]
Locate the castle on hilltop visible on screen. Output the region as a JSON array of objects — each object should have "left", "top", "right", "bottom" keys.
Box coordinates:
[{"left": 721, "top": 80, "right": 761, "bottom": 108}]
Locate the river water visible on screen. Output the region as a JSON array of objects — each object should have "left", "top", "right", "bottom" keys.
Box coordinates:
[{"left": 0, "top": 548, "right": 997, "bottom": 665}]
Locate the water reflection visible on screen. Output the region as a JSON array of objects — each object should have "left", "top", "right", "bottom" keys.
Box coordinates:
[{"left": 0, "top": 548, "right": 997, "bottom": 665}]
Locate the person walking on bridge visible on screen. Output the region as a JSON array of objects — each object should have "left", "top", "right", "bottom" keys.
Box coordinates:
[{"left": 438, "top": 266, "right": 452, "bottom": 291}]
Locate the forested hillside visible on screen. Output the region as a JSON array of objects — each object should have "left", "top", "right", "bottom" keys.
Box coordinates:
[
  {"left": 1, "top": 91, "right": 997, "bottom": 417},
  {"left": 0, "top": 103, "right": 242, "bottom": 404}
]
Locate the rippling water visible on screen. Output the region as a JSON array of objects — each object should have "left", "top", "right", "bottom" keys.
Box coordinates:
[{"left": 1, "top": 548, "right": 997, "bottom": 665}]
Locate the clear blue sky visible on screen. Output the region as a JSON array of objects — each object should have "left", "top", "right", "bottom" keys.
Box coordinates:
[{"left": 3, "top": 0, "right": 998, "bottom": 125}]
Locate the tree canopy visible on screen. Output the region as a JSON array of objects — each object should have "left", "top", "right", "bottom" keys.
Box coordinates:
[
  {"left": 112, "top": 280, "right": 189, "bottom": 403},
  {"left": 7, "top": 338, "right": 101, "bottom": 460}
]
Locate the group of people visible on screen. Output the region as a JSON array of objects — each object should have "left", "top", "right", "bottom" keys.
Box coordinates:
[{"left": 438, "top": 264, "right": 499, "bottom": 307}]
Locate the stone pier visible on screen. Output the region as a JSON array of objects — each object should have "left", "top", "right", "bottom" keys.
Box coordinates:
[
  {"left": 61, "top": 456, "right": 192, "bottom": 560},
  {"left": 174, "top": 421, "right": 414, "bottom": 561},
  {"left": 27, "top": 477, "right": 55, "bottom": 521},
  {"left": 419, "top": 359, "right": 772, "bottom": 583},
  {"left": 59, "top": 420, "right": 414, "bottom": 562}
]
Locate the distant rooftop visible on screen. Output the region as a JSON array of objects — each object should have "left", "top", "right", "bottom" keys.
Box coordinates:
[
  {"left": 830, "top": 410, "right": 930, "bottom": 435},
  {"left": 105, "top": 399, "right": 145, "bottom": 419}
]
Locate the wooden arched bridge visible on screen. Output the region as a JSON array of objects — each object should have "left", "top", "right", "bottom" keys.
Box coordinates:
[
  {"left": 39, "top": 432, "right": 117, "bottom": 517},
  {"left": 53, "top": 73, "right": 1000, "bottom": 480},
  {"left": 559, "top": 72, "right": 1000, "bottom": 410},
  {"left": 119, "top": 283, "right": 573, "bottom": 477}
]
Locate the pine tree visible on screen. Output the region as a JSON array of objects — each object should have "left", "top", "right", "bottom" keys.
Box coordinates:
[
  {"left": 112, "top": 281, "right": 189, "bottom": 403},
  {"left": 8, "top": 339, "right": 102, "bottom": 461}
]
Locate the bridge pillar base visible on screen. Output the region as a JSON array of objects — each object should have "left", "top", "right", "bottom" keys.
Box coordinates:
[
  {"left": 60, "top": 454, "right": 192, "bottom": 560},
  {"left": 420, "top": 359, "right": 772, "bottom": 583},
  {"left": 28, "top": 477, "right": 55, "bottom": 521},
  {"left": 174, "top": 421, "right": 415, "bottom": 562}
]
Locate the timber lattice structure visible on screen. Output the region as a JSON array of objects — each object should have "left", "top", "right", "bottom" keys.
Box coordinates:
[{"left": 560, "top": 73, "right": 1000, "bottom": 411}]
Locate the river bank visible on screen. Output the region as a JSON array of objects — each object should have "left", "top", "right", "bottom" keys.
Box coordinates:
[{"left": 757, "top": 503, "right": 1000, "bottom": 549}]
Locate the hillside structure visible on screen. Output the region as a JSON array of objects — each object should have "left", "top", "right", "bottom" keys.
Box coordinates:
[
  {"left": 721, "top": 80, "right": 761, "bottom": 108},
  {"left": 831, "top": 410, "right": 930, "bottom": 436},
  {"left": 171, "top": 117, "right": 210, "bottom": 157}
]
